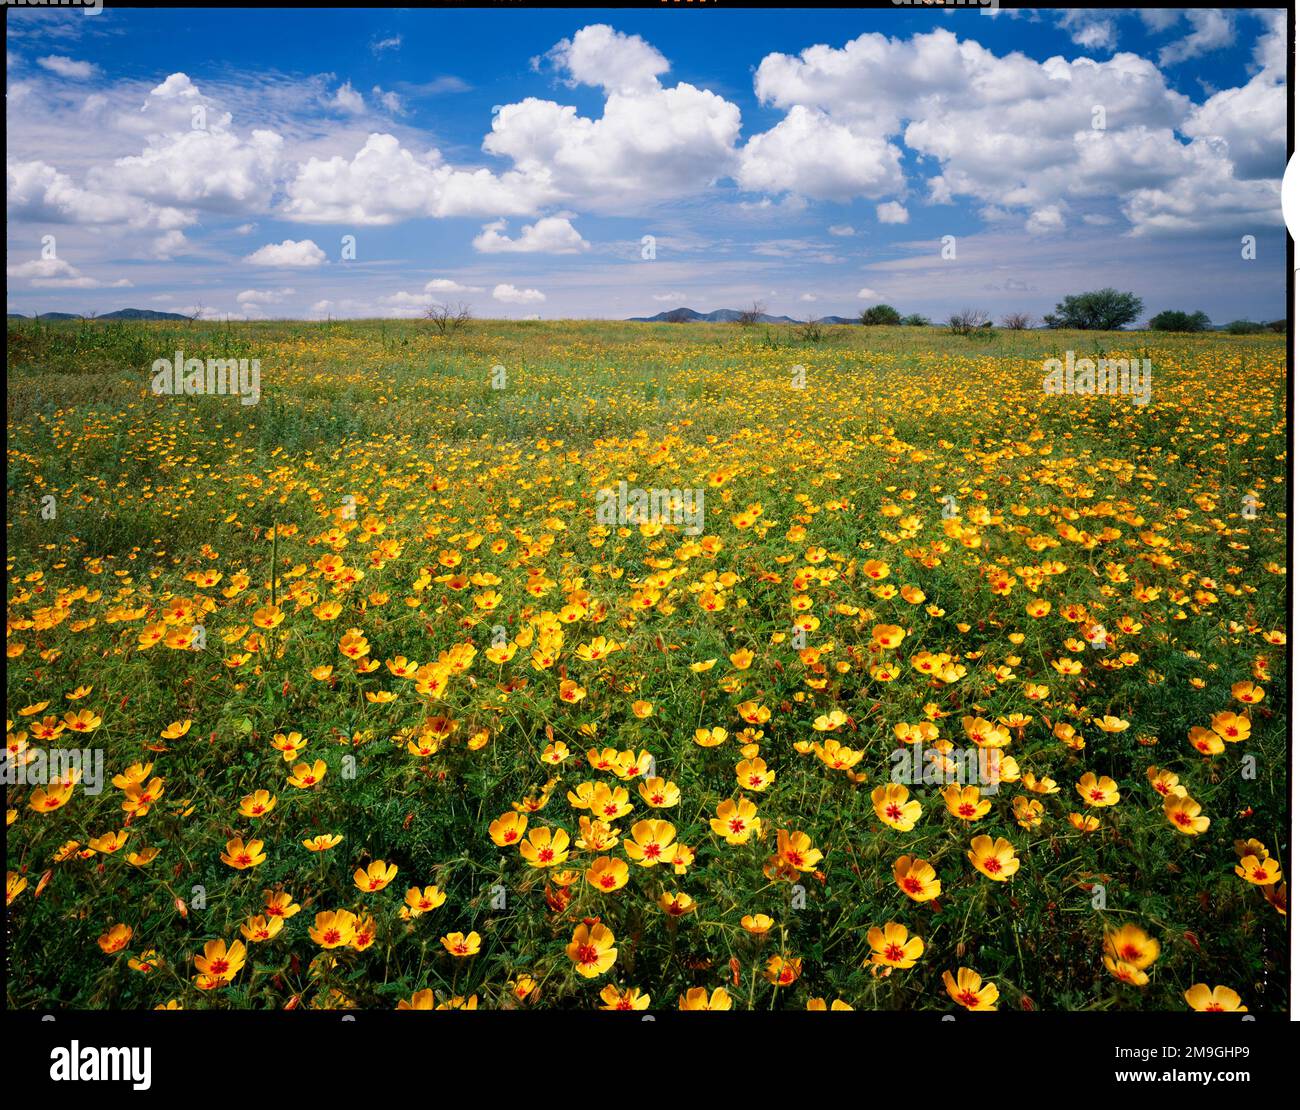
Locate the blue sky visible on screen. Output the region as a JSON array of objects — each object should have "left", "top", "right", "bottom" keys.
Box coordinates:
[{"left": 6, "top": 6, "right": 1287, "bottom": 323}]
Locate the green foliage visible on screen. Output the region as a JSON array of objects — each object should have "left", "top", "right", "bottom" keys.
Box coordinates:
[
  {"left": 1149, "top": 310, "right": 1211, "bottom": 333},
  {"left": 860, "top": 304, "right": 903, "bottom": 326},
  {"left": 1044, "top": 289, "right": 1144, "bottom": 330},
  {"left": 4, "top": 318, "right": 1288, "bottom": 1012}
]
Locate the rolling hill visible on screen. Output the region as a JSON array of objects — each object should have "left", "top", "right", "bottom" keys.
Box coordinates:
[{"left": 627, "top": 306, "right": 859, "bottom": 325}]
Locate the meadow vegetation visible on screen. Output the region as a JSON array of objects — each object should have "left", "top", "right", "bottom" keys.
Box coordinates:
[{"left": 5, "top": 317, "right": 1287, "bottom": 1011}]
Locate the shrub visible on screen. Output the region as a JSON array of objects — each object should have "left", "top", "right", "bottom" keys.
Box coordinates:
[
  {"left": 860, "top": 304, "right": 902, "bottom": 326},
  {"left": 948, "top": 309, "right": 989, "bottom": 336},
  {"left": 1149, "top": 310, "right": 1211, "bottom": 333},
  {"left": 796, "top": 318, "right": 825, "bottom": 343},
  {"left": 1043, "top": 289, "right": 1143, "bottom": 330},
  {"left": 424, "top": 302, "right": 472, "bottom": 336}
]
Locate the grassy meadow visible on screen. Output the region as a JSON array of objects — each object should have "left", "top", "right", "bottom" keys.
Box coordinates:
[{"left": 4, "top": 316, "right": 1288, "bottom": 1011}]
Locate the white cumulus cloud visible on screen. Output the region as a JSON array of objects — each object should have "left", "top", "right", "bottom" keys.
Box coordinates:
[
  {"left": 473, "top": 216, "right": 589, "bottom": 254},
  {"left": 492, "top": 283, "right": 546, "bottom": 304},
  {"left": 542, "top": 24, "right": 669, "bottom": 95},
  {"left": 244, "top": 239, "right": 326, "bottom": 267}
]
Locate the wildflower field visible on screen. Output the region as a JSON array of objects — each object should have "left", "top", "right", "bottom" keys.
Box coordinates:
[{"left": 5, "top": 318, "right": 1289, "bottom": 1012}]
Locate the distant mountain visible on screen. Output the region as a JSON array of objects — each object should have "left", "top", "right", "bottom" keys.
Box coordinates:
[
  {"left": 100, "top": 308, "right": 193, "bottom": 321},
  {"left": 629, "top": 306, "right": 858, "bottom": 325},
  {"left": 7, "top": 308, "right": 192, "bottom": 321},
  {"left": 627, "top": 307, "right": 743, "bottom": 323}
]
